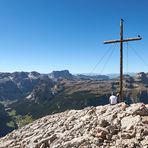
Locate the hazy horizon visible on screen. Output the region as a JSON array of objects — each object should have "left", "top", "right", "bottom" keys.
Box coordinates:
[{"left": 0, "top": 69, "right": 146, "bottom": 76}]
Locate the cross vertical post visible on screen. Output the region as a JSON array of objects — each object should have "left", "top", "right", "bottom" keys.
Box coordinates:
[
  {"left": 120, "top": 19, "right": 123, "bottom": 102},
  {"left": 104, "top": 19, "right": 142, "bottom": 102}
]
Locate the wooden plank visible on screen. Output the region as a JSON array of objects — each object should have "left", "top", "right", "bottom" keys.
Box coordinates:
[{"left": 104, "top": 37, "right": 142, "bottom": 44}]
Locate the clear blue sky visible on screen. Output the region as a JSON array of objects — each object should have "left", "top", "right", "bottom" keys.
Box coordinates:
[{"left": 0, "top": 0, "right": 148, "bottom": 74}]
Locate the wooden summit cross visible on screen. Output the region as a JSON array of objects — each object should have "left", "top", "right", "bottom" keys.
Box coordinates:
[{"left": 104, "top": 19, "right": 142, "bottom": 102}]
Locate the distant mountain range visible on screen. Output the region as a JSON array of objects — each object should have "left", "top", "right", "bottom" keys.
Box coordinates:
[
  {"left": 0, "top": 70, "right": 148, "bottom": 108},
  {"left": 107, "top": 72, "right": 137, "bottom": 79},
  {"left": 0, "top": 70, "right": 148, "bottom": 107},
  {"left": 0, "top": 70, "right": 109, "bottom": 101}
]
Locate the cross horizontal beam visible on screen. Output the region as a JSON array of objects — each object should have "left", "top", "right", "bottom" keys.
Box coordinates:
[{"left": 104, "top": 37, "right": 142, "bottom": 44}]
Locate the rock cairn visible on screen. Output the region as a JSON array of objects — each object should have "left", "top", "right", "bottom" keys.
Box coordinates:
[{"left": 0, "top": 103, "right": 148, "bottom": 148}]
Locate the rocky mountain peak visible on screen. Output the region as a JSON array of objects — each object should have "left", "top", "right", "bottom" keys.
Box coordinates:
[
  {"left": 11, "top": 71, "right": 28, "bottom": 79},
  {"left": 0, "top": 103, "right": 148, "bottom": 148},
  {"left": 49, "top": 70, "right": 73, "bottom": 80},
  {"left": 135, "top": 72, "right": 148, "bottom": 84},
  {"left": 28, "top": 71, "right": 41, "bottom": 79},
  {"left": 124, "top": 74, "right": 134, "bottom": 83},
  {"left": 136, "top": 72, "right": 146, "bottom": 78}
]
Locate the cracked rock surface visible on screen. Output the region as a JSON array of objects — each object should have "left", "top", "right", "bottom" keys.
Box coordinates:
[{"left": 0, "top": 103, "right": 148, "bottom": 148}]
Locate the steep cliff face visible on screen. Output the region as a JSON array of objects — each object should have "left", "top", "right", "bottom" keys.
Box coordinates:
[
  {"left": 49, "top": 70, "right": 73, "bottom": 80},
  {"left": 135, "top": 72, "right": 148, "bottom": 84},
  {"left": 0, "top": 78, "right": 22, "bottom": 100},
  {"left": 26, "top": 78, "right": 54, "bottom": 103},
  {"left": 0, "top": 103, "right": 148, "bottom": 148},
  {"left": 0, "top": 71, "right": 41, "bottom": 100}
]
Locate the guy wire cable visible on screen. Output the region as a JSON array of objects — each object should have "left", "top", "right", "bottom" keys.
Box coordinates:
[
  {"left": 89, "top": 43, "right": 116, "bottom": 74},
  {"left": 99, "top": 43, "right": 117, "bottom": 74},
  {"left": 129, "top": 45, "right": 148, "bottom": 67}
]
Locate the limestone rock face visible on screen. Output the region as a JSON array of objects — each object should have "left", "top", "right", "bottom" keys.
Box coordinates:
[
  {"left": 49, "top": 70, "right": 73, "bottom": 80},
  {"left": 135, "top": 72, "right": 148, "bottom": 83},
  {"left": 0, "top": 103, "right": 148, "bottom": 148}
]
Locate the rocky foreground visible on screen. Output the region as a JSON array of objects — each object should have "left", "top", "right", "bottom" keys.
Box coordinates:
[{"left": 0, "top": 103, "right": 148, "bottom": 148}]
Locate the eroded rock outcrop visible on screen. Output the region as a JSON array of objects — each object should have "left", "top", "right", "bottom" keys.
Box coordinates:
[{"left": 0, "top": 103, "right": 148, "bottom": 148}]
